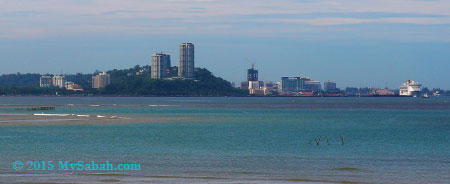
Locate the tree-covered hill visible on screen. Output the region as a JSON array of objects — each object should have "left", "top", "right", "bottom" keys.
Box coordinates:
[
  {"left": 0, "top": 66, "right": 247, "bottom": 96},
  {"left": 100, "top": 67, "right": 246, "bottom": 96},
  {"left": 0, "top": 73, "right": 41, "bottom": 87}
]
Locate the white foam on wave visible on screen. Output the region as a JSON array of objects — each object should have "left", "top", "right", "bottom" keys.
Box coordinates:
[
  {"left": 149, "top": 104, "right": 180, "bottom": 107},
  {"left": 34, "top": 113, "right": 70, "bottom": 117}
]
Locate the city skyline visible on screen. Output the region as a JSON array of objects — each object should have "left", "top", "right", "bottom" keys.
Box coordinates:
[
  {"left": 0, "top": 2, "right": 448, "bottom": 184},
  {"left": 2, "top": 40, "right": 448, "bottom": 90},
  {"left": 0, "top": 0, "right": 449, "bottom": 89}
]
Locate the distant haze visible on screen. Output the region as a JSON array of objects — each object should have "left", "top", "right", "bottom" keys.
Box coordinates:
[{"left": 0, "top": 0, "right": 449, "bottom": 89}]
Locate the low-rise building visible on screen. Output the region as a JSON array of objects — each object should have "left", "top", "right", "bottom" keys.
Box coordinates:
[
  {"left": 40, "top": 76, "right": 53, "bottom": 88},
  {"left": 240, "top": 81, "right": 249, "bottom": 90},
  {"left": 136, "top": 67, "right": 150, "bottom": 76},
  {"left": 65, "top": 82, "right": 84, "bottom": 91},
  {"left": 324, "top": 81, "right": 337, "bottom": 92},
  {"left": 249, "top": 81, "right": 266, "bottom": 95},
  {"left": 370, "top": 88, "right": 395, "bottom": 96},
  {"left": 304, "top": 80, "right": 321, "bottom": 92},
  {"left": 281, "top": 77, "right": 305, "bottom": 92}
]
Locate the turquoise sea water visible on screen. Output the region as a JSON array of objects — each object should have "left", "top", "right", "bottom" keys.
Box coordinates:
[{"left": 0, "top": 97, "right": 449, "bottom": 183}]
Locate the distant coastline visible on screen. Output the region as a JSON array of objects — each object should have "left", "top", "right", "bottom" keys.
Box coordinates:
[
  {"left": 1, "top": 65, "right": 448, "bottom": 97},
  {"left": 0, "top": 66, "right": 248, "bottom": 97},
  {"left": 0, "top": 94, "right": 443, "bottom": 97}
]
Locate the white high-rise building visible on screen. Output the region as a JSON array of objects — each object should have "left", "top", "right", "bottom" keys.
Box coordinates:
[
  {"left": 151, "top": 53, "right": 171, "bottom": 79},
  {"left": 52, "top": 76, "right": 66, "bottom": 88},
  {"left": 178, "top": 43, "right": 195, "bottom": 78},
  {"left": 92, "top": 72, "right": 110, "bottom": 89}
]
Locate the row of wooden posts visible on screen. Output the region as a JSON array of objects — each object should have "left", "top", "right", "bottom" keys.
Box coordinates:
[{"left": 308, "top": 135, "right": 345, "bottom": 146}]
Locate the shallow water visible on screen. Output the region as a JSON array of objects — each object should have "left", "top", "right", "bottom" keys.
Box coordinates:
[{"left": 0, "top": 97, "right": 449, "bottom": 183}]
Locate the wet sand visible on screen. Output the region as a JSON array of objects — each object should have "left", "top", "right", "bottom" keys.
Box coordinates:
[{"left": 0, "top": 113, "right": 201, "bottom": 126}]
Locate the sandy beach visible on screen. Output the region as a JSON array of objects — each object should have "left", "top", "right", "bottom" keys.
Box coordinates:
[{"left": 0, "top": 113, "right": 202, "bottom": 126}]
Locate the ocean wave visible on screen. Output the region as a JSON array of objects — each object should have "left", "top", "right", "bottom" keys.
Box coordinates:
[
  {"left": 34, "top": 113, "right": 70, "bottom": 117},
  {"left": 149, "top": 104, "right": 180, "bottom": 107}
]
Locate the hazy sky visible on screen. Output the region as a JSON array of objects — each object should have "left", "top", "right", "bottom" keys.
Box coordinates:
[{"left": 0, "top": 0, "right": 449, "bottom": 89}]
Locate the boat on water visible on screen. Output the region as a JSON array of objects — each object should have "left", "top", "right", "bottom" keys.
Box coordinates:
[
  {"left": 423, "top": 93, "right": 430, "bottom": 98},
  {"left": 433, "top": 91, "right": 440, "bottom": 96},
  {"left": 399, "top": 80, "right": 422, "bottom": 97}
]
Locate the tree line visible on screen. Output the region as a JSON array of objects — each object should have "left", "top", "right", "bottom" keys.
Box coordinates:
[{"left": 0, "top": 66, "right": 248, "bottom": 96}]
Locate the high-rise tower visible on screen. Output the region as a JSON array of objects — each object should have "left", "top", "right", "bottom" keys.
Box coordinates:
[
  {"left": 247, "top": 64, "right": 258, "bottom": 82},
  {"left": 178, "top": 43, "right": 195, "bottom": 78},
  {"left": 151, "top": 53, "right": 171, "bottom": 79},
  {"left": 52, "top": 75, "right": 66, "bottom": 88}
]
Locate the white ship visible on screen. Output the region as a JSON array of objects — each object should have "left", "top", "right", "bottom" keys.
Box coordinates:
[{"left": 399, "top": 80, "right": 422, "bottom": 97}]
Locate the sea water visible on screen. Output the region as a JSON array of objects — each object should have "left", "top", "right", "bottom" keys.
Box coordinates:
[{"left": 0, "top": 97, "right": 449, "bottom": 183}]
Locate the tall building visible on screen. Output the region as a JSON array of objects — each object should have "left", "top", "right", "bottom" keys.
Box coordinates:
[
  {"left": 281, "top": 77, "right": 305, "bottom": 92},
  {"left": 240, "top": 81, "right": 249, "bottom": 90},
  {"left": 178, "top": 43, "right": 195, "bottom": 78},
  {"left": 247, "top": 64, "right": 258, "bottom": 81},
  {"left": 40, "top": 76, "right": 52, "bottom": 88},
  {"left": 151, "top": 53, "right": 171, "bottom": 79},
  {"left": 345, "top": 87, "right": 359, "bottom": 95},
  {"left": 324, "top": 81, "right": 337, "bottom": 92},
  {"left": 92, "top": 72, "right": 111, "bottom": 89},
  {"left": 52, "top": 75, "right": 66, "bottom": 88}
]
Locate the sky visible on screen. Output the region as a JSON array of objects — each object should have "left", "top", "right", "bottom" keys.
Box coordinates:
[{"left": 0, "top": 0, "right": 449, "bottom": 89}]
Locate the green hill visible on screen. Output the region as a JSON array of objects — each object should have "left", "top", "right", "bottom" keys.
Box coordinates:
[{"left": 0, "top": 66, "right": 247, "bottom": 96}]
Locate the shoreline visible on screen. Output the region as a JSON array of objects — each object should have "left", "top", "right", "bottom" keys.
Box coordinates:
[
  {"left": 0, "top": 113, "right": 203, "bottom": 126},
  {"left": 0, "top": 95, "right": 437, "bottom": 98}
]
